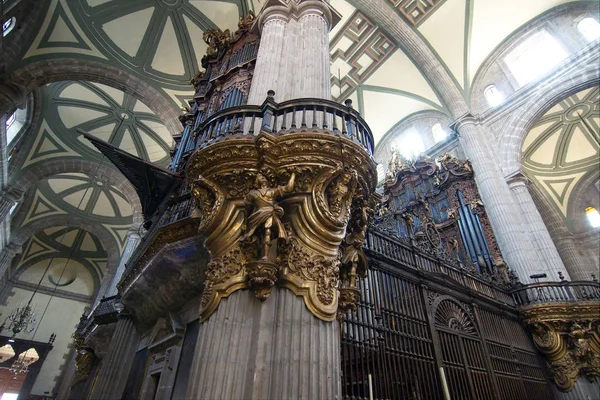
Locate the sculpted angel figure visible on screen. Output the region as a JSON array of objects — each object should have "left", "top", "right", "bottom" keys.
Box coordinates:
[
  {"left": 327, "top": 170, "right": 357, "bottom": 218},
  {"left": 341, "top": 205, "right": 371, "bottom": 288},
  {"left": 241, "top": 173, "right": 295, "bottom": 259}
]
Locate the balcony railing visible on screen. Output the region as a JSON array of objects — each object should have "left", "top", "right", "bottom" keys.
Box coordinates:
[
  {"left": 124, "top": 189, "right": 195, "bottom": 274},
  {"left": 194, "top": 96, "right": 374, "bottom": 156},
  {"left": 365, "top": 229, "right": 515, "bottom": 305},
  {"left": 512, "top": 281, "right": 600, "bottom": 307}
]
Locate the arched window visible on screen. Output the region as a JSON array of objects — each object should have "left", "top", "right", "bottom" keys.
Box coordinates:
[
  {"left": 504, "top": 29, "right": 568, "bottom": 87},
  {"left": 2, "top": 17, "right": 15, "bottom": 37},
  {"left": 484, "top": 85, "right": 504, "bottom": 107},
  {"left": 393, "top": 128, "right": 425, "bottom": 160},
  {"left": 432, "top": 123, "right": 448, "bottom": 143},
  {"left": 578, "top": 17, "right": 600, "bottom": 41},
  {"left": 585, "top": 207, "right": 600, "bottom": 228}
]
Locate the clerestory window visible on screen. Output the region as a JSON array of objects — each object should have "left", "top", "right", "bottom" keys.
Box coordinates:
[{"left": 504, "top": 29, "right": 568, "bottom": 87}]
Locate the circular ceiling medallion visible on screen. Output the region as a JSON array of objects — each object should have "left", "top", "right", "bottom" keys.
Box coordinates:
[{"left": 564, "top": 104, "right": 591, "bottom": 122}]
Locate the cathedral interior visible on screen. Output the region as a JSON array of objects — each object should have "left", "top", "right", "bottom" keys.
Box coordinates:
[{"left": 0, "top": 0, "right": 598, "bottom": 399}]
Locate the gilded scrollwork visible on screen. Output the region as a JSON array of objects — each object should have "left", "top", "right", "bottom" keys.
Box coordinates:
[
  {"left": 523, "top": 305, "right": 600, "bottom": 392},
  {"left": 200, "top": 243, "right": 250, "bottom": 318},
  {"left": 190, "top": 176, "right": 224, "bottom": 230},
  {"left": 186, "top": 130, "right": 377, "bottom": 322}
]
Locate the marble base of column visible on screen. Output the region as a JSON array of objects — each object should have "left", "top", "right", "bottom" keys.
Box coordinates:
[{"left": 185, "top": 288, "right": 341, "bottom": 400}]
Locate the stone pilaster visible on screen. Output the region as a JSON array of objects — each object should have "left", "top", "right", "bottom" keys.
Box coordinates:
[
  {"left": 247, "top": 0, "right": 339, "bottom": 104},
  {"left": 88, "top": 314, "right": 139, "bottom": 400},
  {"left": 453, "top": 115, "right": 541, "bottom": 283},
  {"left": 0, "top": 186, "right": 22, "bottom": 218},
  {"left": 0, "top": 242, "right": 21, "bottom": 279},
  {"left": 506, "top": 172, "right": 570, "bottom": 280}
]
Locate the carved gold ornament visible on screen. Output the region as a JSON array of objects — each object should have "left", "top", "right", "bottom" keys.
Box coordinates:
[
  {"left": 187, "top": 131, "right": 377, "bottom": 321},
  {"left": 522, "top": 304, "right": 600, "bottom": 391}
]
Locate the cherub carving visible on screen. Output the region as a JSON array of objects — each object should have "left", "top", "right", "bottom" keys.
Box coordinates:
[{"left": 241, "top": 173, "right": 295, "bottom": 259}]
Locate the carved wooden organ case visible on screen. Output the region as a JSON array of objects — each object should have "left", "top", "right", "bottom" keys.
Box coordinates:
[
  {"left": 171, "top": 14, "right": 259, "bottom": 172},
  {"left": 375, "top": 154, "right": 503, "bottom": 277}
]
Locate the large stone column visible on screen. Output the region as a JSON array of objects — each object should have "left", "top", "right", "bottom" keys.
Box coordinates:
[
  {"left": 453, "top": 116, "right": 542, "bottom": 283},
  {"left": 185, "top": 288, "right": 341, "bottom": 400},
  {"left": 184, "top": 3, "right": 372, "bottom": 398},
  {"left": 506, "top": 173, "right": 570, "bottom": 280},
  {"left": 247, "top": 0, "right": 338, "bottom": 104},
  {"left": 88, "top": 314, "right": 139, "bottom": 400}
]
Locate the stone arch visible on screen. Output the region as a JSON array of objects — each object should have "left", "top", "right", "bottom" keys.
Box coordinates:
[
  {"left": 374, "top": 110, "right": 453, "bottom": 166},
  {"left": 469, "top": 2, "right": 598, "bottom": 115},
  {"left": 3, "top": 58, "right": 181, "bottom": 137},
  {"left": 351, "top": 0, "right": 468, "bottom": 118},
  {"left": 569, "top": 171, "right": 600, "bottom": 234},
  {"left": 9, "top": 159, "right": 143, "bottom": 226},
  {"left": 11, "top": 251, "right": 102, "bottom": 299},
  {"left": 9, "top": 215, "right": 122, "bottom": 276},
  {"left": 528, "top": 180, "right": 597, "bottom": 281},
  {"left": 496, "top": 61, "right": 600, "bottom": 178}
]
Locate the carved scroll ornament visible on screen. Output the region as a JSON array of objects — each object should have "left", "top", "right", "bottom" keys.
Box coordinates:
[
  {"left": 187, "top": 131, "right": 377, "bottom": 321},
  {"left": 523, "top": 305, "right": 600, "bottom": 391}
]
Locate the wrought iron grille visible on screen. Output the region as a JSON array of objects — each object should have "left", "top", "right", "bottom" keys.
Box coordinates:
[{"left": 340, "top": 261, "right": 553, "bottom": 400}]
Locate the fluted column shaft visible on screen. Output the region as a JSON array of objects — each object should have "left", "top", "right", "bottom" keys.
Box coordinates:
[
  {"left": 455, "top": 119, "right": 541, "bottom": 283},
  {"left": 185, "top": 288, "right": 340, "bottom": 400},
  {"left": 247, "top": 1, "right": 336, "bottom": 104},
  {"left": 507, "top": 174, "right": 569, "bottom": 280},
  {"left": 89, "top": 315, "right": 138, "bottom": 400},
  {"left": 247, "top": 17, "right": 287, "bottom": 104},
  {"left": 294, "top": 12, "right": 331, "bottom": 99}
]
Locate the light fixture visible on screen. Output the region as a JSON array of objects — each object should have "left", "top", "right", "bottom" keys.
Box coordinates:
[
  {"left": 0, "top": 303, "right": 37, "bottom": 338},
  {"left": 585, "top": 207, "right": 600, "bottom": 228}
]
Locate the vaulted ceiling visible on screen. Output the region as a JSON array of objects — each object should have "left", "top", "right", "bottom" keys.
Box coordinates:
[
  {"left": 522, "top": 86, "right": 600, "bottom": 231},
  {"left": 6, "top": 0, "right": 586, "bottom": 290}
]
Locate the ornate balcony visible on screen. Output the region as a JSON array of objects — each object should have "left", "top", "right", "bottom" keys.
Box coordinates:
[
  {"left": 193, "top": 93, "right": 374, "bottom": 155},
  {"left": 512, "top": 280, "right": 600, "bottom": 391}
]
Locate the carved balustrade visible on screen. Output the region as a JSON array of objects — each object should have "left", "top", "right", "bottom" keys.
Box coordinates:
[
  {"left": 512, "top": 281, "right": 600, "bottom": 306},
  {"left": 194, "top": 95, "right": 374, "bottom": 156},
  {"left": 365, "top": 228, "right": 515, "bottom": 305}
]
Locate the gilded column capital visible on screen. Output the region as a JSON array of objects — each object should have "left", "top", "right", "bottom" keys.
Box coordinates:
[
  {"left": 256, "top": 0, "right": 342, "bottom": 32},
  {"left": 521, "top": 302, "right": 600, "bottom": 392},
  {"left": 187, "top": 130, "right": 376, "bottom": 321}
]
